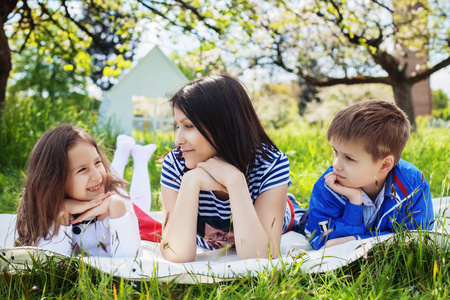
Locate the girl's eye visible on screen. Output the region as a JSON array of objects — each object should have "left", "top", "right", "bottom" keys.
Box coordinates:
[
  {"left": 175, "top": 124, "right": 179, "bottom": 129},
  {"left": 77, "top": 168, "right": 86, "bottom": 174},
  {"left": 95, "top": 160, "right": 102, "bottom": 166},
  {"left": 185, "top": 124, "right": 194, "bottom": 129},
  {"left": 346, "top": 156, "right": 355, "bottom": 162}
]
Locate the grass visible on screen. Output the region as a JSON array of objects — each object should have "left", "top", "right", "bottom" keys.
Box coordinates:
[{"left": 1, "top": 95, "right": 450, "bottom": 298}]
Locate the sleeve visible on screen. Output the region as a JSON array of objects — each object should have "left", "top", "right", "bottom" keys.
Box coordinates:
[
  {"left": 160, "top": 150, "right": 183, "bottom": 192},
  {"left": 37, "top": 224, "right": 73, "bottom": 256},
  {"left": 108, "top": 212, "right": 142, "bottom": 258},
  {"left": 260, "top": 152, "right": 291, "bottom": 194},
  {"left": 306, "top": 170, "right": 367, "bottom": 250}
]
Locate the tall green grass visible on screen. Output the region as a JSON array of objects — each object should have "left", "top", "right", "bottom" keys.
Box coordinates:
[
  {"left": 1, "top": 95, "right": 450, "bottom": 298},
  {"left": 2, "top": 229, "right": 450, "bottom": 298}
]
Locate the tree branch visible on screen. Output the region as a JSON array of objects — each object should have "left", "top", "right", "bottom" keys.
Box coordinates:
[
  {"left": 60, "top": 0, "right": 96, "bottom": 41},
  {"left": 323, "top": 0, "right": 384, "bottom": 49},
  {"left": 16, "top": 1, "right": 35, "bottom": 53},
  {"left": 303, "top": 75, "right": 390, "bottom": 86},
  {"left": 139, "top": 0, "right": 223, "bottom": 35},
  {"left": 370, "top": 0, "right": 393, "bottom": 13},
  {"left": 139, "top": 1, "right": 195, "bottom": 33},
  {"left": 173, "top": 0, "right": 223, "bottom": 34},
  {"left": 409, "top": 55, "right": 450, "bottom": 84}
]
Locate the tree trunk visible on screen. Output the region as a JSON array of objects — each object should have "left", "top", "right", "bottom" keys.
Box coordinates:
[
  {"left": 0, "top": 0, "right": 18, "bottom": 108},
  {"left": 391, "top": 80, "right": 416, "bottom": 130},
  {"left": 0, "top": 26, "right": 11, "bottom": 107}
]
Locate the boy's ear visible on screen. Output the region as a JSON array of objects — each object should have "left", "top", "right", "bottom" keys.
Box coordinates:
[{"left": 379, "top": 155, "right": 395, "bottom": 174}]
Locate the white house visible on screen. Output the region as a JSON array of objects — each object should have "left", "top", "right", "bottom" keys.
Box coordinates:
[{"left": 98, "top": 45, "right": 189, "bottom": 135}]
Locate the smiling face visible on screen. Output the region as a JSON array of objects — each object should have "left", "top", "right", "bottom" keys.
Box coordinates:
[
  {"left": 331, "top": 138, "right": 384, "bottom": 197},
  {"left": 174, "top": 107, "right": 218, "bottom": 169},
  {"left": 64, "top": 141, "right": 106, "bottom": 200}
]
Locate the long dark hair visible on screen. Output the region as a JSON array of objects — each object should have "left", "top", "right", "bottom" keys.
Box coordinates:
[
  {"left": 169, "top": 74, "right": 277, "bottom": 176},
  {"left": 15, "top": 124, "right": 127, "bottom": 246}
]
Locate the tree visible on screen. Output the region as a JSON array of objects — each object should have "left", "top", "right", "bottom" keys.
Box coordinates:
[
  {"left": 2, "top": 0, "right": 245, "bottom": 106},
  {"left": 171, "top": 46, "right": 227, "bottom": 81},
  {"left": 8, "top": 43, "right": 92, "bottom": 107},
  {"left": 224, "top": 0, "right": 450, "bottom": 128},
  {"left": 2, "top": 0, "right": 143, "bottom": 107}
]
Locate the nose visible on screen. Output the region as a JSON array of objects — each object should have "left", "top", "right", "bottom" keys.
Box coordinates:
[
  {"left": 333, "top": 156, "right": 343, "bottom": 171},
  {"left": 90, "top": 167, "right": 102, "bottom": 182},
  {"left": 174, "top": 129, "right": 185, "bottom": 146}
]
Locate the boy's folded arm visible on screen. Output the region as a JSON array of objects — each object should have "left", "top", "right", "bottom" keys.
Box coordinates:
[
  {"left": 308, "top": 201, "right": 367, "bottom": 250},
  {"left": 307, "top": 177, "right": 376, "bottom": 250}
]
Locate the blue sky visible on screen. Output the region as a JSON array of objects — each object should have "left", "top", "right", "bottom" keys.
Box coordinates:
[{"left": 430, "top": 68, "right": 450, "bottom": 96}]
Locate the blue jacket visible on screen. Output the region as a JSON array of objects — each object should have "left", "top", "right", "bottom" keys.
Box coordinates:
[{"left": 306, "top": 159, "right": 434, "bottom": 250}]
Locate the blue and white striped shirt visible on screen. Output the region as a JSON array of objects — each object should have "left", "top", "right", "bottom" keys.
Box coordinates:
[{"left": 160, "top": 145, "right": 292, "bottom": 250}]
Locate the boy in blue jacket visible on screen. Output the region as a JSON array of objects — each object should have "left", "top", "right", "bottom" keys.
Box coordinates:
[{"left": 304, "top": 99, "right": 434, "bottom": 250}]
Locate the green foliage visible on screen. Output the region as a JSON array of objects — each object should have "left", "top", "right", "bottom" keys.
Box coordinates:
[
  {"left": 253, "top": 83, "right": 300, "bottom": 129},
  {"left": 9, "top": 45, "right": 91, "bottom": 105},
  {"left": 0, "top": 91, "right": 99, "bottom": 172},
  {"left": 6, "top": 0, "right": 251, "bottom": 96},
  {"left": 8, "top": 0, "right": 143, "bottom": 91},
  {"left": 432, "top": 89, "right": 450, "bottom": 121},
  {"left": 170, "top": 46, "right": 227, "bottom": 81},
  {"left": 432, "top": 89, "right": 449, "bottom": 110},
  {"left": 304, "top": 84, "right": 394, "bottom": 123}
]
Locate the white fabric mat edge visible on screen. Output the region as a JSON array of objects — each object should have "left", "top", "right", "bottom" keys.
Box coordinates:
[{"left": 1, "top": 197, "right": 449, "bottom": 284}]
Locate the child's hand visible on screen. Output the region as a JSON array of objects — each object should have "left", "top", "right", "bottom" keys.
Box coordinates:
[
  {"left": 57, "top": 193, "right": 111, "bottom": 226},
  {"left": 324, "top": 172, "right": 362, "bottom": 205},
  {"left": 70, "top": 194, "right": 127, "bottom": 224},
  {"left": 323, "top": 236, "right": 357, "bottom": 248}
]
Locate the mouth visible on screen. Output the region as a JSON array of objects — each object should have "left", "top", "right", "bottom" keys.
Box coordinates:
[
  {"left": 87, "top": 182, "right": 103, "bottom": 192},
  {"left": 334, "top": 174, "right": 345, "bottom": 181},
  {"left": 181, "top": 149, "right": 193, "bottom": 156}
]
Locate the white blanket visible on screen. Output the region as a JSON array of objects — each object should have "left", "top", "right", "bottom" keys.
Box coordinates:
[{"left": 1, "top": 197, "right": 449, "bottom": 283}]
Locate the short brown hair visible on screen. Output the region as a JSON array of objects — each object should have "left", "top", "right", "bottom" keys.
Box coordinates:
[{"left": 327, "top": 99, "right": 410, "bottom": 165}]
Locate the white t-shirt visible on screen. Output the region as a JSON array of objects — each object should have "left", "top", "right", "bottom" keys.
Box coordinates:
[{"left": 37, "top": 194, "right": 142, "bottom": 258}]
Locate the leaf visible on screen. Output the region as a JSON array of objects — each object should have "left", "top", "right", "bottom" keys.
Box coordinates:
[{"left": 63, "top": 64, "right": 74, "bottom": 71}]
